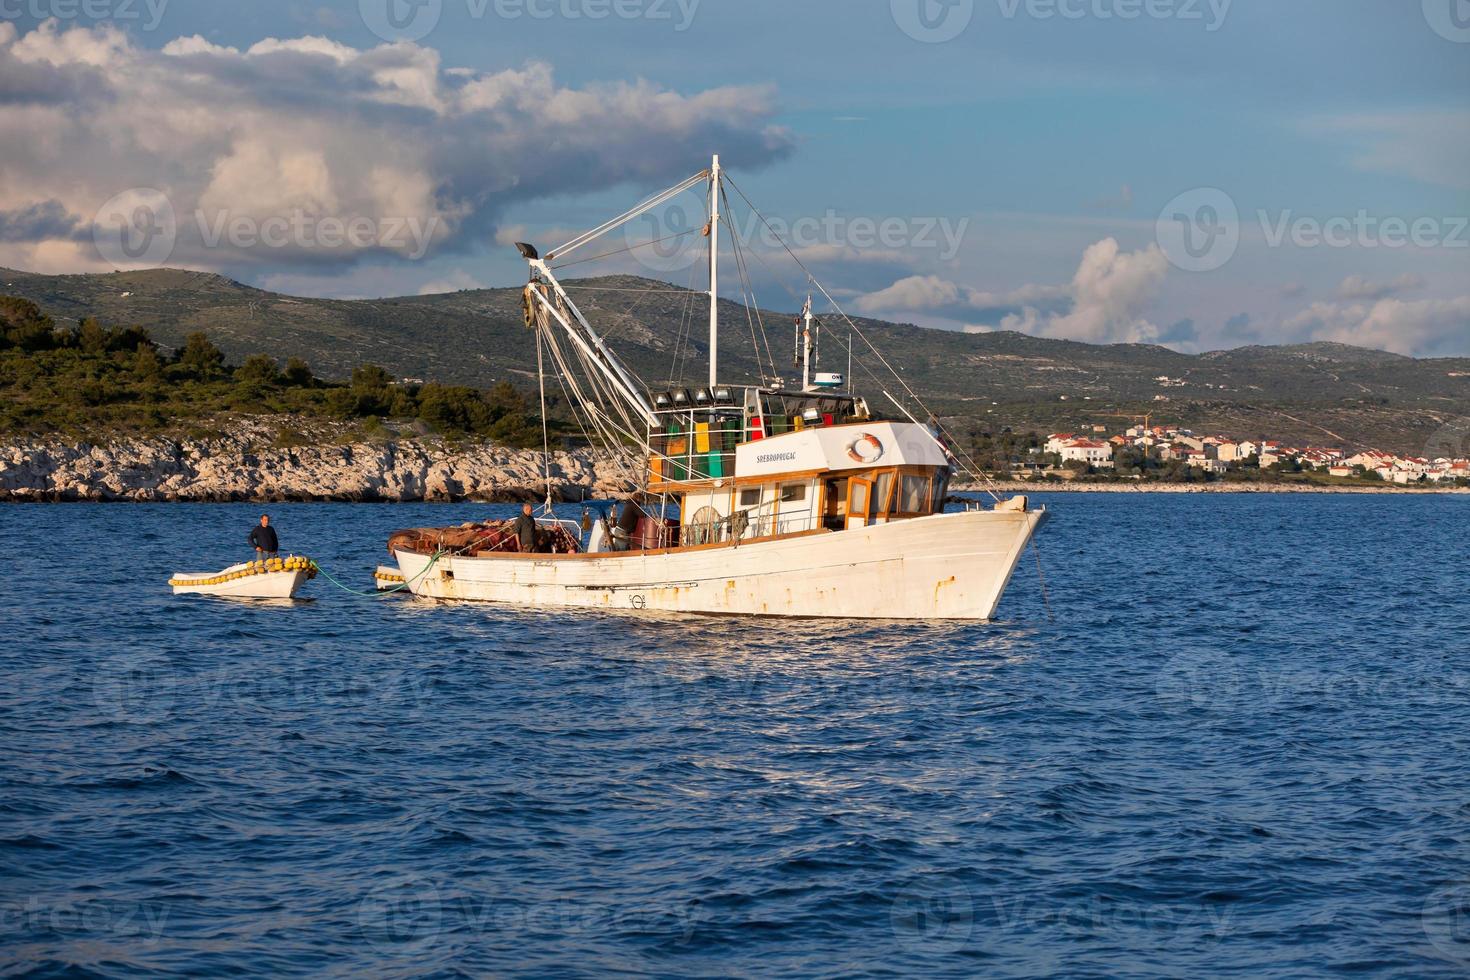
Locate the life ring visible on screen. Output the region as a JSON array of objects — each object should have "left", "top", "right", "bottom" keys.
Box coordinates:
[{"left": 846, "top": 433, "right": 884, "bottom": 464}]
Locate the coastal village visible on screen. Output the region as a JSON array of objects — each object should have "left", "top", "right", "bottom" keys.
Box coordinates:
[{"left": 1031, "top": 424, "right": 1470, "bottom": 486}]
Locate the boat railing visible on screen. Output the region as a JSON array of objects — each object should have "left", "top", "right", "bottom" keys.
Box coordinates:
[{"left": 683, "top": 508, "right": 818, "bottom": 546}]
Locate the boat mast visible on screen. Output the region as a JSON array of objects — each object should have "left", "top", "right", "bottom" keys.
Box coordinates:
[
  {"left": 801, "top": 294, "right": 816, "bottom": 392},
  {"left": 707, "top": 154, "right": 721, "bottom": 390}
]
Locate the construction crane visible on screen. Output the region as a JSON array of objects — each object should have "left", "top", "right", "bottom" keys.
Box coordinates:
[{"left": 1096, "top": 412, "right": 1156, "bottom": 435}]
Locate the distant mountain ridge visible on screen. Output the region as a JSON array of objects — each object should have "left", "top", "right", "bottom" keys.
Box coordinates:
[{"left": 4, "top": 266, "right": 1467, "bottom": 453}]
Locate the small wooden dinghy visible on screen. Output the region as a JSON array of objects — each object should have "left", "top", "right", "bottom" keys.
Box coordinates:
[{"left": 168, "top": 556, "right": 317, "bottom": 599}]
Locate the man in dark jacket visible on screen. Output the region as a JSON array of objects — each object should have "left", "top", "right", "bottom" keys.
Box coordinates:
[
  {"left": 249, "top": 514, "right": 279, "bottom": 558},
  {"left": 512, "top": 503, "right": 537, "bottom": 553}
]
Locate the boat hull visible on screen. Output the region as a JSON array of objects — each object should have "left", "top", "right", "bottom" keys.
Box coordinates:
[
  {"left": 170, "top": 567, "right": 310, "bottom": 599},
  {"left": 394, "top": 507, "right": 1046, "bottom": 620}
]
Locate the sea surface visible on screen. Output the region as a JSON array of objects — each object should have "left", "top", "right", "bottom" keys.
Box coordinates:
[{"left": 2, "top": 494, "right": 1468, "bottom": 978}]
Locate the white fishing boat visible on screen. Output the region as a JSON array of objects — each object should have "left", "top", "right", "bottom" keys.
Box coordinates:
[
  {"left": 169, "top": 556, "right": 317, "bottom": 599},
  {"left": 390, "top": 157, "right": 1048, "bottom": 620}
]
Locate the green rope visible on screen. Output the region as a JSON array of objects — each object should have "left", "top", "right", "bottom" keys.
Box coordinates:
[{"left": 308, "top": 550, "right": 445, "bottom": 599}]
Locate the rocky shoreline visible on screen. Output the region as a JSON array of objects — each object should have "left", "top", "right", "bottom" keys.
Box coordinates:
[
  {"left": 0, "top": 421, "right": 626, "bottom": 503},
  {"left": 957, "top": 481, "right": 1469, "bottom": 495},
  {"left": 3, "top": 423, "right": 1465, "bottom": 502}
]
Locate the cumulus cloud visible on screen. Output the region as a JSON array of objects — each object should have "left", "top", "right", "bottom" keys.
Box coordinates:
[
  {"left": 854, "top": 274, "right": 1070, "bottom": 323},
  {"left": 856, "top": 238, "right": 1169, "bottom": 345},
  {"left": 1283, "top": 296, "right": 1470, "bottom": 357},
  {"left": 0, "top": 21, "right": 792, "bottom": 275}
]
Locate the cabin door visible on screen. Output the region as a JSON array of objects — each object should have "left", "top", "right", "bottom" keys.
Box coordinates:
[{"left": 846, "top": 477, "right": 873, "bottom": 530}]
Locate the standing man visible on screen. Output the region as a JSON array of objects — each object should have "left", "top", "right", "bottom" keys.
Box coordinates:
[
  {"left": 249, "top": 514, "right": 279, "bottom": 559},
  {"left": 512, "top": 503, "right": 538, "bottom": 554}
]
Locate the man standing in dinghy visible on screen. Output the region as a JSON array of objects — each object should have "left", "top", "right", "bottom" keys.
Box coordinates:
[{"left": 249, "top": 514, "right": 279, "bottom": 559}]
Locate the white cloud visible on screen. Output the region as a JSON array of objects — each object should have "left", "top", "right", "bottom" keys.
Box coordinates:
[
  {"left": 853, "top": 274, "right": 1069, "bottom": 320},
  {"left": 1283, "top": 296, "right": 1470, "bottom": 357},
  {"left": 0, "top": 21, "right": 792, "bottom": 276},
  {"left": 855, "top": 238, "right": 1168, "bottom": 344}
]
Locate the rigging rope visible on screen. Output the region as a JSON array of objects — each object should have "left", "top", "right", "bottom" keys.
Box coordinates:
[{"left": 723, "top": 174, "right": 1007, "bottom": 500}]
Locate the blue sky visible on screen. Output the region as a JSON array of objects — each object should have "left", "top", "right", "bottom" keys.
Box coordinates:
[{"left": 1, "top": 0, "right": 1466, "bottom": 354}]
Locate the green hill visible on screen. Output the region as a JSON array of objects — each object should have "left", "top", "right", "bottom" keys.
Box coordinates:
[{"left": 3, "top": 266, "right": 1467, "bottom": 453}]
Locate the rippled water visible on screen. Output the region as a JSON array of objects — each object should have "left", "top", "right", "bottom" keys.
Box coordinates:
[{"left": 2, "top": 494, "right": 1469, "bottom": 977}]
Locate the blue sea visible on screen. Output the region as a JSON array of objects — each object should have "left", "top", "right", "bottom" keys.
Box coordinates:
[{"left": 2, "top": 494, "right": 1468, "bottom": 977}]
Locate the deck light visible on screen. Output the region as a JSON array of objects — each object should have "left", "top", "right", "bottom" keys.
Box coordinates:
[
  {"left": 672, "top": 388, "right": 692, "bottom": 408},
  {"left": 653, "top": 391, "right": 673, "bottom": 410},
  {"left": 802, "top": 407, "right": 823, "bottom": 426},
  {"left": 714, "top": 386, "right": 734, "bottom": 404},
  {"left": 694, "top": 388, "right": 713, "bottom": 406}
]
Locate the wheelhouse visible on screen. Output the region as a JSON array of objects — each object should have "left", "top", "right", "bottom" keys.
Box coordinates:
[{"left": 631, "top": 387, "right": 951, "bottom": 551}]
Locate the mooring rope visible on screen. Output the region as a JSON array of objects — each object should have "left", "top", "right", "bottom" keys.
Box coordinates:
[{"left": 309, "top": 549, "right": 445, "bottom": 599}]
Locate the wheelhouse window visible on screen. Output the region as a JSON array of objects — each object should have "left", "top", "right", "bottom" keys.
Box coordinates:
[
  {"left": 873, "top": 471, "right": 894, "bottom": 516},
  {"left": 899, "top": 474, "right": 928, "bottom": 514},
  {"left": 739, "top": 487, "right": 762, "bottom": 507},
  {"left": 780, "top": 482, "right": 807, "bottom": 503}
]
